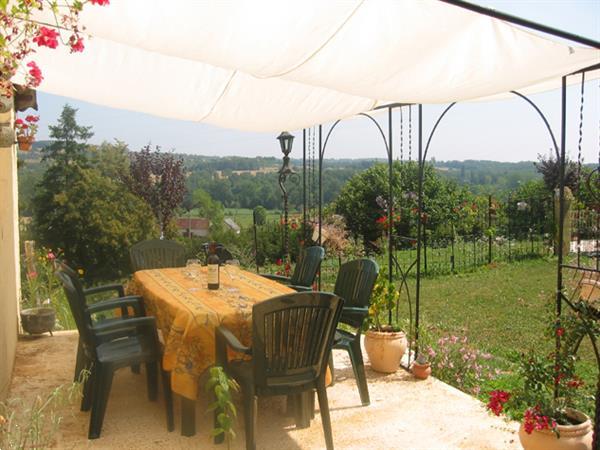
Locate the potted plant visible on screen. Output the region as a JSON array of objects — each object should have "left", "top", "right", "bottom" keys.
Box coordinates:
[
  {"left": 14, "top": 115, "right": 39, "bottom": 151},
  {"left": 486, "top": 325, "right": 593, "bottom": 450},
  {"left": 20, "top": 246, "right": 61, "bottom": 335},
  {"left": 363, "top": 269, "right": 407, "bottom": 373},
  {"left": 411, "top": 353, "right": 431, "bottom": 380}
]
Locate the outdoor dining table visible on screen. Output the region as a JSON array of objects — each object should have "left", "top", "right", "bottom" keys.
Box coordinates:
[{"left": 128, "top": 264, "right": 295, "bottom": 436}]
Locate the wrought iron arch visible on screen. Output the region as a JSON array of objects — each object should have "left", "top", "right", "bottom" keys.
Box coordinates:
[{"left": 306, "top": 108, "right": 397, "bottom": 320}]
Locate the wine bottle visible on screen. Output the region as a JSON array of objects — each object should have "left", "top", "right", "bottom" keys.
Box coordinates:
[{"left": 207, "top": 242, "right": 220, "bottom": 290}]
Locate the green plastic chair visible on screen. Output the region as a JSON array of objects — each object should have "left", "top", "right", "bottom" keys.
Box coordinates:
[
  {"left": 57, "top": 261, "right": 146, "bottom": 381},
  {"left": 215, "top": 291, "right": 344, "bottom": 450},
  {"left": 129, "top": 239, "right": 186, "bottom": 272},
  {"left": 56, "top": 270, "right": 174, "bottom": 439},
  {"left": 331, "top": 259, "right": 379, "bottom": 405},
  {"left": 262, "top": 246, "right": 325, "bottom": 291}
]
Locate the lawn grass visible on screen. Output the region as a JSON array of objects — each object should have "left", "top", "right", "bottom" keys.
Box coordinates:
[
  {"left": 223, "top": 208, "right": 288, "bottom": 228},
  {"left": 391, "top": 257, "right": 597, "bottom": 417}
]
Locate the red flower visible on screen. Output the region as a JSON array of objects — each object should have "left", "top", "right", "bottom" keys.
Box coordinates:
[
  {"left": 14, "top": 118, "right": 24, "bottom": 126},
  {"left": 47, "top": 252, "right": 56, "bottom": 261},
  {"left": 276, "top": 258, "right": 283, "bottom": 266},
  {"left": 69, "top": 35, "right": 85, "bottom": 53},
  {"left": 523, "top": 406, "right": 556, "bottom": 434},
  {"left": 567, "top": 377, "right": 584, "bottom": 388},
  {"left": 375, "top": 216, "right": 386, "bottom": 224},
  {"left": 27, "top": 271, "right": 37, "bottom": 279},
  {"left": 90, "top": 0, "right": 110, "bottom": 4},
  {"left": 556, "top": 327, "right": 564, "bottom": 337},
  {"left": 290, "top": 222, "right": 298, "bottom": 230},
  {"left": 33, "top": 27, "right": 59, "bottom": 49},
  {"left": 26, "top": 61, "right": 43, "bottom": 86},
  {"left": 25, "top": 115, "right": 39, "bottom": 123},
  {"left": 486, "top": 390, "right": 510, "bottom": 416}
]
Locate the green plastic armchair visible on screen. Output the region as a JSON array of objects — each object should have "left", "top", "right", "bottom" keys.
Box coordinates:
[
  {"left": 57, "top": 261, "right": 146, "bottom": 381},
  {"left": 56, "top": 270, "right": 173, "bottom": 439},
  {"left": 331, "top": 258, "right": 379, "bottom": 405},
  {"left": 262, "top": 246, "right": 325, "bottom": 291},
  {"left": 129, "top": 239, "right": 186, "bottom": 272},
  {"left": 215, "top": 291, "right": 343, "bottom": 450}
]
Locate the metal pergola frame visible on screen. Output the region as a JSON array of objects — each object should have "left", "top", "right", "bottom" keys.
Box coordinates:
[{"left": 290, "top": 1, "right": 600, "bottom": 443}]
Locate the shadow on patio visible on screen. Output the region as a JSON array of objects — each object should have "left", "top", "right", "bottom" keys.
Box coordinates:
[{"left": 9, "top": 331, "right": 519, "bottom": 449}]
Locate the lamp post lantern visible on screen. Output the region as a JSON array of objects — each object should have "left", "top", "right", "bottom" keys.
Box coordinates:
[{"left": 277, "top": 131, "right": 295, "bottom": 259}]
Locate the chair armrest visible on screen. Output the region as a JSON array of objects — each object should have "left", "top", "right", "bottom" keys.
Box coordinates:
[
  {"left": 342, "top": 306, "right": 369, "bottom": 315},
  {"left": 92, "top": 316, "right": 157, "bottom": 343},
  {"left": 261, "top": 274, "right": 291, "bottom": 283},
  {"left": 290, "top": 285, "right": 313, "bottom": 292},
  {"left": 339, "top": 306, "right": 369, "bottom": 328},
  {"left": 83, "top": 283, "right": 125, "bottom": 298},
  {"left": 215, "top": 326, "right": 252, "bottom": 356},
  {"left": 86, "top": 296, "right": 144, "bottom": 317}
]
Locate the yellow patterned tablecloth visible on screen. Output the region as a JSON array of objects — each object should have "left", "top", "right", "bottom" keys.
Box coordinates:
[{"left": 129, "top": 265, "right": 294, "bottom": 400}]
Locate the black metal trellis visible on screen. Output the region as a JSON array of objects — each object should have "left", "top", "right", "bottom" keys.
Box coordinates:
[{"left": 289, "top": 7, "right": 600, "bottom": 438}]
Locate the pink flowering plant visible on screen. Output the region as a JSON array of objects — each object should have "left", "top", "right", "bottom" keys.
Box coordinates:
[
  {"left": 425, "top": 331, "right": 497, "bottom": 395},
  {"left": 0, "top": 0, "right": 109, "bottom": 96},
  {"left": 21, "top": 247, "right": 76, "bottom": 330}
]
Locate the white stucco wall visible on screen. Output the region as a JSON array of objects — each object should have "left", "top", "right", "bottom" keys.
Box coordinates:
[{"left": 0, "top": 103, "right": 20, "bottom": 400}]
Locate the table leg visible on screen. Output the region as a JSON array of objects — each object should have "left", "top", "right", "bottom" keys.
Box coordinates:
[
  {"left": 286, "top": 391, "right": 314, "bottom": 429},
  {"left": 181, "top": 397, "right": 196, "bottom": 437}
]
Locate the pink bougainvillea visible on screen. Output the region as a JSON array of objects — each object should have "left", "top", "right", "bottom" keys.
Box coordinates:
[{"left": 0, "top": 0, "right": 109, "bottom": 96}]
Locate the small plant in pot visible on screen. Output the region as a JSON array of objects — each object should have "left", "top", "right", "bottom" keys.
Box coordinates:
[
  {"left": 20, "top": 247, "right": 64, "bottom": 335},
  {"left": 363, "top": 269, "right": 407, "bottom": 373},
  {"left": 411, "top": 353, "right": 431, "bottom": 380},
  {"left": 14, "top": 115, "right": 39, "bottom": 151}
]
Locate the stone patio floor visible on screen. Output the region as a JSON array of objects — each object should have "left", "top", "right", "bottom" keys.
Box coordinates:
[{"left": 8, "top": 331, "right": 520, "bottom": 449}]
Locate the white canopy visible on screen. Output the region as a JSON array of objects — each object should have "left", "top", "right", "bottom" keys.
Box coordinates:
[{"left": 21, "top": 0, "right": 600, "bottom": 132}]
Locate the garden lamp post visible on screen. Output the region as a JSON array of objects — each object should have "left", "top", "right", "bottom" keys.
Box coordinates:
[{"left": 277, "top": 131, "right": 295, "bottom": 259}]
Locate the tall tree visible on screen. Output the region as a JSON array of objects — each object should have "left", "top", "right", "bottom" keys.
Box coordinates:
[
  {"left": 43, "top": 104, "right": 93, "bottom": 164},
  {"left": 33, "top": 109, "right": 156, "bottom": 280},
  {"left": 127, "top": 145, "right": 186, "bottom": 238}
]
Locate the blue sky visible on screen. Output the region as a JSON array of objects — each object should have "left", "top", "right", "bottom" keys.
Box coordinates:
[{"left": 33, "top": 0, "right": 600, "bottom": 163}]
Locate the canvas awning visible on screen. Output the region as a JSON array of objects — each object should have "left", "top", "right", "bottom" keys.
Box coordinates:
[{"left": 19, "top": 0, "right": 600, "bottom": 132}]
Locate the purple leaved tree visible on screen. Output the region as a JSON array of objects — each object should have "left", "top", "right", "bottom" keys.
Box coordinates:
[{"left": 128, "top": 145, "right": 186, "bottom": 238}]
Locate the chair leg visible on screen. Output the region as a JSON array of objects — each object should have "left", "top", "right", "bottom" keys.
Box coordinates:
[
  {"left": 161, "top": 368, "right": 174, "bottom": 432},
  {"left": 242, "top": 387, "right": 257, "bottom": 450},
  {"left": 80, "top": 363, "right": 95, "bottom": 412},
  {"left": 89, "top": 365, "right": 114, "bottom": 439},
  {"left": 74, "top": 339, "right": 86, "bottom": 382},
  {"left": 328, "top": 352, "right": 335, "bottom": 386},
  {"left": 316, "top": 380, "right": 334, "bottom": 450},
  {"left": 349, "top": 340, "right": 370, "bottom": 406},
  {"left": 146, "top": 362, "right": 158, "bottom": 401}
]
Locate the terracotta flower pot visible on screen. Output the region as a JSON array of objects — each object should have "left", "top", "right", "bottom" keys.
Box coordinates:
[
  {"left": 364, "top": 329, "right": 407, "bottom": 373},
  {"left": 17, "top": 135, "right": 34, "bottom": 151},
  {"left": 518, "top": 408, "right": 592, "bottom": 450},
  {"left": 411, "top": 361, "right": 431, "bottom": 380}
]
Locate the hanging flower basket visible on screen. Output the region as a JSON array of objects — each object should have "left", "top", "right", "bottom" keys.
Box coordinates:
[{"left": 17, "top": 134, "right": 34, "bottom": 151}]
